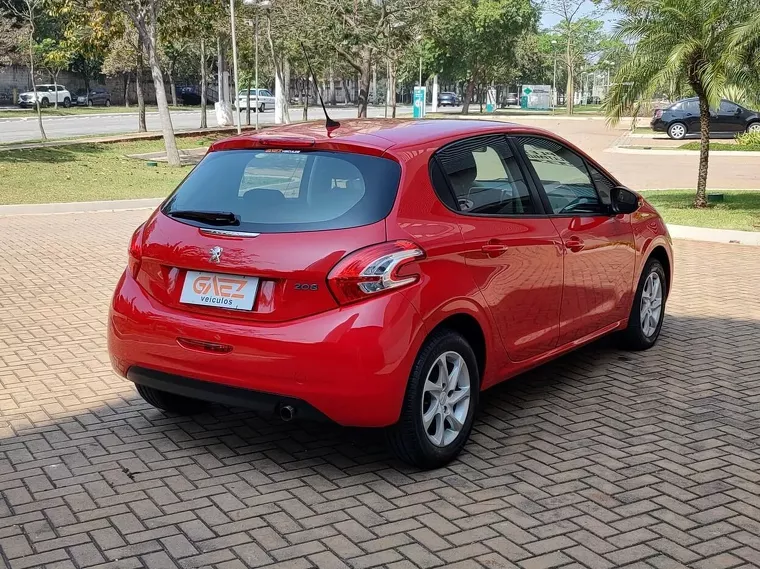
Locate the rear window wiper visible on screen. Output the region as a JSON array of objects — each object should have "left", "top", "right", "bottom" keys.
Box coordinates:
[{"left": 166, "top": 210, "right": 241, "bottom": 226}]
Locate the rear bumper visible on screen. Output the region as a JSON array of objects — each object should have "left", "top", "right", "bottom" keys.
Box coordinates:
[
  {"left": 650, "top": 118, "right": 667, "bottom": 132},
  {"left": 108, "top": 270, "right": 425, "bottom": 427},
  {"left": 128, "top": 366, "right": 329, "bottom": 421}
]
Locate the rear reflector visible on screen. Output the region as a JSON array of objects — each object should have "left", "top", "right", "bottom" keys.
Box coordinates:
[{"left": 177, "top": 337, "right": 233, "bottom": 354}]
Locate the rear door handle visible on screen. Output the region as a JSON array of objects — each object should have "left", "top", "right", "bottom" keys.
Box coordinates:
[
  {"left": 481, "top": 242, "right": 509, "bottom": 254},
  {"left": 565, "top": 236, "right": 585, "bottom": 252}
]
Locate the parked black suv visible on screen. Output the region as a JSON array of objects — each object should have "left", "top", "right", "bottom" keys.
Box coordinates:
[{"left": 651, "top": 97, "right": 760, "bottom": 139}]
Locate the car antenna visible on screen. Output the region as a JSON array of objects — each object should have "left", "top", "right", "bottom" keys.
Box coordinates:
[{"left": 300, "top": 42, "right": 340, "bottom": 129}]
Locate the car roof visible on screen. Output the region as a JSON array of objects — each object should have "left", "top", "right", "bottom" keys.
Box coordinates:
[{"left": 210, "top": 118, "right": 546, "bottom": 154}]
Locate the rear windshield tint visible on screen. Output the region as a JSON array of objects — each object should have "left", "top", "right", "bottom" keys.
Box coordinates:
[{"left": 162, "top": 149, "right": 402, "bottom": 233}]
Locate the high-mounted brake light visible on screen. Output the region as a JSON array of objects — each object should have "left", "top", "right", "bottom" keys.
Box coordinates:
[
  {"left": 127, "top": 224, "right": 144, "bottom": 278},
  {"left": 327, "top": 241, "right": 425, "bottom": 305}
]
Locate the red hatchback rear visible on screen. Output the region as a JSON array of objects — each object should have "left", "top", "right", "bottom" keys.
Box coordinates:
[{"left": 108, "top": 119, "right": 673, "bottom": 468}]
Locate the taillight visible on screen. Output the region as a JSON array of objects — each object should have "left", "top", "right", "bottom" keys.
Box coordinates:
[
  {"left": 327, "top": 240, "right": 425, "bottom": 305},
  {"left": 127, "top": 224, "right": 144, "bottom": 278},
  {"left": 654, "top": 109, "right": 663, "bottom": 119}
]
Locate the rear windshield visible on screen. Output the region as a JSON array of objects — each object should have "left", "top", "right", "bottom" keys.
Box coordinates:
[{"left": 163, "top": 149, "right": 402, "bottom": 233}]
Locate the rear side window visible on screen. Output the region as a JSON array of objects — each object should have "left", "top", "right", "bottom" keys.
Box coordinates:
[
  {"left": 163, "top": 150, "right": 401, "bottom": 233},
  {"left": 432, "top": 135, "right": 535, "bottom": 215}
]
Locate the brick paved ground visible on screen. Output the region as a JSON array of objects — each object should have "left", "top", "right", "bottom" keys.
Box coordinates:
[{"left": 1, "top": 210, "right": 760, "bottom": 569}]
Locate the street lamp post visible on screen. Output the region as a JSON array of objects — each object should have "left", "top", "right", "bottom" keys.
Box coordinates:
[{"left": 239, "top": 0, "right": 271, "bottom": 131}]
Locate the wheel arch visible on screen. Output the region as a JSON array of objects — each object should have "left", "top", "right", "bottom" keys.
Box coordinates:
[
  {"left": 426, "top": 313, "right": 486, "bottom": 383},
  {"left": 646, "top": 244, "right": 673, "bottom": 295}
]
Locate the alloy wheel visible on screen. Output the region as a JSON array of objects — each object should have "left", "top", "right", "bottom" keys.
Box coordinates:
[
  {"left": 421, "top": 351, "right": 471, "bottom": 447},
  {"left": 640, "top": 272, "right": 663, "bottom": 337}
]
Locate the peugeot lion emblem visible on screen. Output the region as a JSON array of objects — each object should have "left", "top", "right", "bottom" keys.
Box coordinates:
[{"left": 209, "top": 246, "right": 223, "bottom": 263}]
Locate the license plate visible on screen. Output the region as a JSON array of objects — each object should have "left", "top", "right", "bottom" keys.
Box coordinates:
[{"left": 180, "top": 271, "right": 259, "bottom": 311}]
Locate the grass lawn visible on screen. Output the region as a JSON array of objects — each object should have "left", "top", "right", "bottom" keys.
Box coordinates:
[
  {"left": 640, "top": 190, "right": 760, "bottom": 232},
  {"left": 0, "top": 136, "right": 217, "bottom": 205},
  {"left": 632, "top": 126, "right": 654, "bottom": 134},
  {"left": 679, "top": 141, "right": 760, "bottom": 151}
]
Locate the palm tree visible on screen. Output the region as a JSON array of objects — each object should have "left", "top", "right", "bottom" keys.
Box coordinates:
[{"left": 603, "top": 0, "right": 754, "bottom": 207}]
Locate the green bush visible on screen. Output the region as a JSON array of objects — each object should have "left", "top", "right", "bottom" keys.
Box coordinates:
[{"left": 735, "top": 130, "right": 760, "bottom": 146}]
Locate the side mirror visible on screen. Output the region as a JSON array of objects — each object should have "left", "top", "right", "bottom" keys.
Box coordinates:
[{"left": 611, "top": 186, "right": 639, "bottom": 215}]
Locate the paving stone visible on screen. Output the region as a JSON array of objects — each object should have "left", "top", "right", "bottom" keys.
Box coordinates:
[{"left": 1, "top": 213, "right": 760, "bottom": 569}]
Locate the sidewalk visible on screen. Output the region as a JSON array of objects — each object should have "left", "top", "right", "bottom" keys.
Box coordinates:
[
  {"left": 2, "top": 198, "right": 758, "bottom": 245},
  {"left": 0, "top": 124, "right": 263, "bottom": 151}
]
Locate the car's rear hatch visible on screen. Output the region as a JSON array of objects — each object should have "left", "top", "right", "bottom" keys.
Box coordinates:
[{"left": 133, "top": 139, "right": 402, "bottom": 323}]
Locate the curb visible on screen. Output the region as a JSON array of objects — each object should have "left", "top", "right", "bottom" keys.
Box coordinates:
[
  {"left": 667, "top": 224, "right": 760, "bottom": 246},
  {"left": 0, "top": 198, "right": 163, "bottom": 216},
  {"left": 605, "top": 146, "right": 760, "bottom": 156}
]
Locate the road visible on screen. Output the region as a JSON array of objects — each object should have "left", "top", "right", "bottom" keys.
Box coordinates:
[{"left": 0, "top": 105, "right": 415, "bottom": 144}]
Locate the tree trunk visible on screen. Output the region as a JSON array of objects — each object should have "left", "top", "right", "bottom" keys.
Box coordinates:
[
  {"left": 302, "top": 76, "right": 308, "bottom": 121},
  {"left": 372, "top": 63, "right": 377, "bottom": 106},
  {"left": 267, "top": 14, "right": 290, "bottom": 124},
  {"left": 329, "top": 65, "right": 336, "bottom": 105},
  {"left": 169, "top": 70, "right": 177, "bottom": 106},
  {"left": 124, "top": 73, "right": 130, "bottom": 107},
  {"left": 27, "top": 29, "right": 46, "bottom": 141},
  {"left": 53, "top": 75, "right": 59, "bottom": 109},
  {"left": 695, "top": 96, "right": 710, "bottom": 208},
  {"left": 246, "top": 76, "right": 252, "bottom": 126},
  {"left": 462, "top": 79, "right": 475, "bottom": 114},
  {"left": 139, "top": 14, "right": 179, "bottom": 166},
  {"left": 342, "top": 79, "right": 351, "bottom": 104},
  {"left": 136, "top": 51, "right": 147, "bottom": 132},
  {"left": 356, "top": 49, "right": 371, "bottom": 118},
  {"left": 390, "top": 60, "right": 397, "bottom": 118},
  {"left": 565, "top": 40, "right": 574, "bottom": 115},
  {"left": 200, "top": 38, "right": 207, "bottom": 129}
]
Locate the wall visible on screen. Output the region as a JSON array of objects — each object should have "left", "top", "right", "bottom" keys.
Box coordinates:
[{"left": 0, "top": 64, "right": 166, "bottom": 106}]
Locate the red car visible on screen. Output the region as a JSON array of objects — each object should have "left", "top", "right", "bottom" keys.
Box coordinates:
[{"left": 108, "top": 119, "right": 672, "bottom": 469}]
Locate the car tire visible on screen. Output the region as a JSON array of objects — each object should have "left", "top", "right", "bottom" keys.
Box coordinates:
[
  {"left": 746, "top": 122, "right": 760, "bottom": 133},
  {"left": 40, "top": 98, "right": 49, "bottom": 108},
  {"left": 87, "top": 99, "right": 93, "bottom": 107},
  {"left": 386, "top": 329, "right": 479, "bottom": 469},
  {"left": 136, "top": 384, "right": 208, "bottom": 414},
  {"left": 105, "top": 99, "right": 111, "bottom": 107},
  {"left": 667, "top": 122, "right": 687, "bottom": 140},
  {"left": 258, "top": 103, "right": 265, "bottom": 113},
  {"left": 618, "top": 257, "right": 667, "bottom": 351},
  {"left": 63, "top": 97, "right": 71, "bottom": 108}
]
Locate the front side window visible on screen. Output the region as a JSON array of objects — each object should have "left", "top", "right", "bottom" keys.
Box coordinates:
[
  {"left": 719, "top": 100, "right": 739, "bottom": 114},
  {"left": 432, "top": 136, "right": 535, "bottom": 215},
  {"left": 163, "top": 149, "right": 401, "bottom": 233},
  {"left": 516, "top": 137, "right": 603, "bottom": 215}
]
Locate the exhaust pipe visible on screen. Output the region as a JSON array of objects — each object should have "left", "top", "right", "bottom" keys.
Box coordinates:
[{"left": 279, "top": 405, "right": 295, "bottom": 422}]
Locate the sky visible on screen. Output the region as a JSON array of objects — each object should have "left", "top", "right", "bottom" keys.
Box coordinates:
[{"left": 540, "top": 3, "right": 618, "bottom": 32}]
